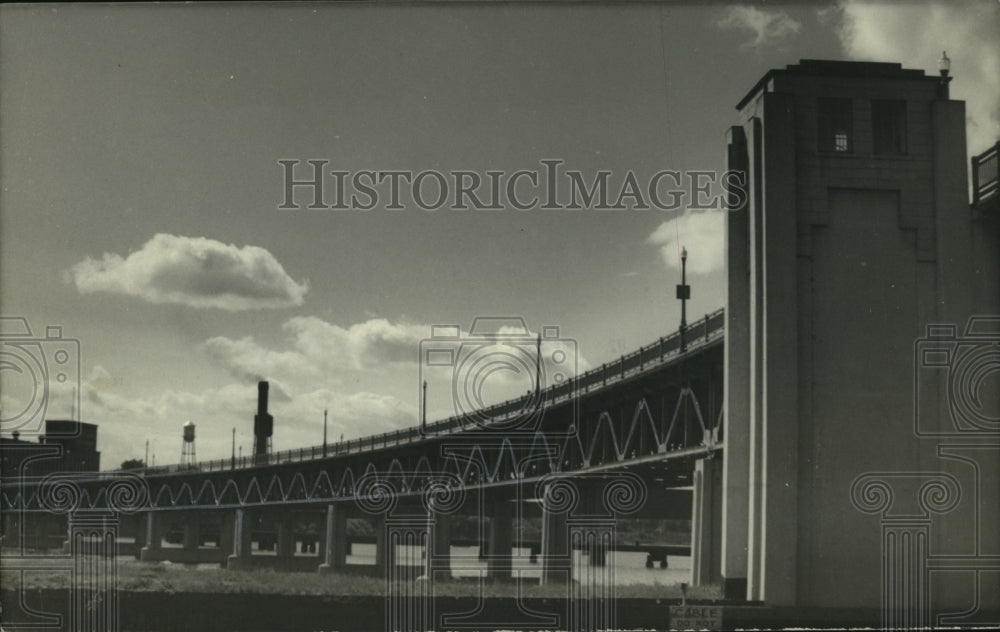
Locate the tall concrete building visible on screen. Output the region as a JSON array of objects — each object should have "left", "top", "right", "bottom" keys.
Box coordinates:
[{"left": 722, "top": 59, "right": 1000, "bottom": 619}]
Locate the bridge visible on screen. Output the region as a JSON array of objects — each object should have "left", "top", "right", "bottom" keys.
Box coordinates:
[
  {"left": 3, "top": 58, "right": 999, "bottom": 632},
  {"left": 2, "top": 310, "right": 725, "bottom": 586}
]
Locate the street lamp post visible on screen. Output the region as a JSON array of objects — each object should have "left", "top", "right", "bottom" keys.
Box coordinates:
[
  {"left": 937, "top": 51, "right": 952, "bottom": 98},
  {"left": 676, "top": 246, "right": 690, "bottom": 351},
  {"left": 421, "top": 380, "right": 428, "bottom": 431},
  {"left": 323, "top": 409, "right": 328, "bottom": 457}
]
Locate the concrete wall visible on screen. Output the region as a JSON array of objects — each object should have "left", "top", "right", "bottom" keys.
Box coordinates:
[{"left": 725, "top": 63, "right": 1000, "bottom": 612}]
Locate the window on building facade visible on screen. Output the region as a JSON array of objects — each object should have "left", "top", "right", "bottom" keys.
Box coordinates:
[
  {"left": 817, "top": 98, "right": 853, "bottom": 153},
  {"left": 872, "top": 100, "right": 907, "bottom": 155}
]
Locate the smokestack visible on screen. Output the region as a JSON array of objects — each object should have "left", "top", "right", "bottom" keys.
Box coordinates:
[
  {"left": 253, "top": 380, "right": 274, "bottom": 458},
  {"left": 257, "top": 381, "right": 269, "bottom": 414}
]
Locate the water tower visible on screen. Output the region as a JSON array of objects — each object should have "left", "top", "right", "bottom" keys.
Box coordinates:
[{"left": 181, "top": 421, "right": 196, "bottom": 466}]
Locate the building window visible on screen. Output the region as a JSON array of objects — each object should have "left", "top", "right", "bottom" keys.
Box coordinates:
[
  {"left": 872, "top": 100, "right": 907, "bottom": 155},
  {"left": 817, "top": 98, "right": 853, "bottom": 153}
]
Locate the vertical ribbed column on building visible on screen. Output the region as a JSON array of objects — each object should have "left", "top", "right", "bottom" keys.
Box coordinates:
[
  {"left": 723, "top": 122, "right": 751, "bottom": 601},
  {"left": 745, "top": 114, "right": 766, "bottom": 603},
  {"left": 759, "top": 91, "right": 800, "bottom": 607},
  {"left": 740, "top": 93, "right": 800, "bottom": 606}
]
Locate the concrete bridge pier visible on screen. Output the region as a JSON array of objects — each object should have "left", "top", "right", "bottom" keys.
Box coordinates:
[
  {"left": 374, "top": 515, "right": 395, "bottom": 575},
  {"left": 363, "top": 501, "right": 427, "bottom": 578},
  {"left": 576, "top": 481, "right": 614, "bottom": 568},
  {"left": 139, "top": 512, "right": 162, "bottom": 561},
  {"left": 120, "top": 513, "right": 143, "bottom": 555},
  {"left": 569, "top": 480, "right": 617, "bottom": 630},
  {"left": 580, "top": 486, "right": 609, "bottom": 569},
  {"left": 540, "top": 484, "right": 571, "bottom": 585},
  {"left": 68, "top": 513, "right": 119, "bottom": 630},
  {"left": 218, "top": 512, "right": 234, "bottom": 556},
  {"left": 426, "top": 503, "right": 453, "bottom": 581},
  {"left": 690, "top": 456, "right": 723, "bottom": 587},
  {"left": 318, "top": 504, "right": 347, "bottom": 574},
  {"left": 182, "top": 516, "right": 200, "bottom": 552},
  {"left": 486, "top": 495, "right": 514, "bottom": 582},
  {"left": 126, "top": 513, "right": 145, "bottom": 556},
  {"left": 227, "top": 508, "right": 253, "bottom": 570},
  {"left": 2, "top": 510, "right": 20, "bottom": 546},
  {"left": 276, "top": 513, "right": 295, "bottom": 570},
  {"left": 314, "top": 509, "right": 326, "bottom": 559},
  {"left": 381, "top": 510, "right": 435, "bottom": 632}
]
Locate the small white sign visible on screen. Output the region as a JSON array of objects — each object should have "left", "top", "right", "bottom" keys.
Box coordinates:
[{"left": 669, "top": 605, "right": 723, "bottom": 631}]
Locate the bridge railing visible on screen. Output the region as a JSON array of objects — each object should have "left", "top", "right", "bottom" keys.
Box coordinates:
[{"left": 137, "top": 308, "right": 724, "bottom": 476}]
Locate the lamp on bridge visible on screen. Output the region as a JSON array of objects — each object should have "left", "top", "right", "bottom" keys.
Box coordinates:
[{"left": 676, "top": 246, "right": 690, "bottom": 351}]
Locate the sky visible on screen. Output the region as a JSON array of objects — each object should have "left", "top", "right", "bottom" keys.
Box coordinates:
[{"left": 1, "top": 1, "right": 998, "bottom": 469}]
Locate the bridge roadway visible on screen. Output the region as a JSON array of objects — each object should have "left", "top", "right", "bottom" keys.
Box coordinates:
[{"left": 2, "top": 310, "right": 724, "bottom": 584}]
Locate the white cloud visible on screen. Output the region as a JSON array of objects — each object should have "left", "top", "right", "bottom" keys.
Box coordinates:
[
  {"left": 648, "top": 211, "right": 725, "bottom": 275},
  {"left": 79, "top": 371, "right": 416, "bottom": 468},
  {"left": 202, "top": 314, "right": 593, "bottom": 442},
  {"left": 285, "top": 317, "right": 426, "bottom": 368},
  {"left": 335, "top": 390, "right": 414, "bottom": 428},
  {"left": 836, "top": 0, "right": 1000, "bottom": 155},
  {"left": 203, "top": 335, "right": 321, "bottom": 383},
  {"left": 716, "top": 6, "right": 802, "bottom": 49},
  {"left": 203, "top": 316, "right": 427, "bottom": 386},
  {"left": 68, "top": 233, "right": 308, "bottom": 310}
]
